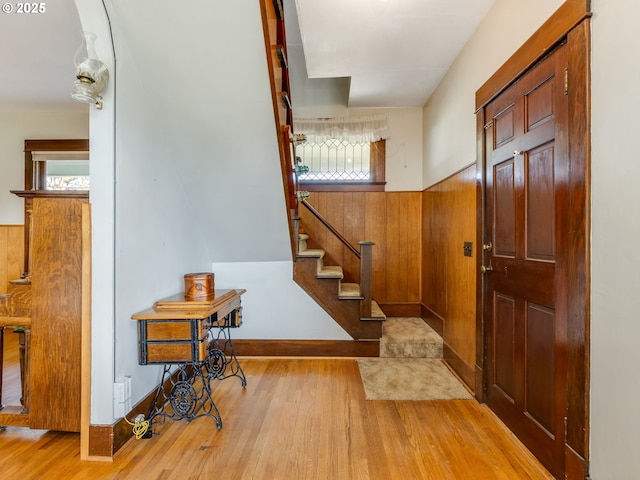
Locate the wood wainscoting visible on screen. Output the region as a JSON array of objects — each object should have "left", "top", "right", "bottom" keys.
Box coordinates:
[
  {"left": 299, "top": 191, "right": 422, "bottom": 316},
  {"left": 0, "top": 225, "right": 24, "bottom": 294},
  {"left": 422, "top": 165, "right": 477, "bottom": 389}
]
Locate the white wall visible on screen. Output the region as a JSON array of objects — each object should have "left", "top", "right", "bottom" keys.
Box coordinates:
[
  {"left": 0, "top": 111, "right": 89, "bottom": 224},
  {"left": 74, "top": 0, "right": 117, "bottom": 426},
  {"left": 213, "top": 261, "right": 350, "bottom": 340},
  {"left": 349, "top": 108, "right": 423, "bottom": 192},
  {"left": 422, "top": 0, "right": 564, "bottom": 188},
  {"left": 590, "top": 1, "right": 640, "bottom": 478}
]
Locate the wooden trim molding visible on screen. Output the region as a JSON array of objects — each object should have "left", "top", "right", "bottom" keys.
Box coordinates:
[
  {"left": 80, "top": 203, "right": 92, "bottom": 460},
  {"left": 475, "top": 109, "right": 486, "bottom": 402},
  {"left": 565, "top": 16, "right": 591, "bottom": 466},
  {"left": 420, "top": 304, "right": 444, "bottom": 338},
  {"left": 443, "top": 343, "right": 475, "bottom": 391},
  {"left": 378, "top": 302, "right": 421, "bottom": 318},
  {"left": 232, "top": 339, "right": 379, "bottom": 357},
  {"left": 24, "top": 139, "right": 89, "bottom": 191},
  {"left": 299, "top": 182, "right": 385, "bottom": 193},
  {"left": 475, "top": 0, "right": 591, "bottom": 110},
  {"left": 89, "top": 365, "right": 189, "bottom": 457}
]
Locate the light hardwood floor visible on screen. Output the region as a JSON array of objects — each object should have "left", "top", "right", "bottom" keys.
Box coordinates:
[{"left": 0, "top": 357, "right": 554, "bottom": 480}]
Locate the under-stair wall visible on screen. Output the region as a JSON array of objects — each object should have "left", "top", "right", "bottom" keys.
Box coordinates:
[
  {"left": 421, "top": 164, "right": 477, "bottom": 389},
  {"left": 299, "top": 191, "right": 422, "bottom": 316}
]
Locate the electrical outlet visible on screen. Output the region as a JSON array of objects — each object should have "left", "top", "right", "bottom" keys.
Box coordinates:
[
  {"left": 463, "top": 242, "right": 473, "bottom": 257},
  {"left": 114, "top": 376, "right": 132, "bottom": 403}
]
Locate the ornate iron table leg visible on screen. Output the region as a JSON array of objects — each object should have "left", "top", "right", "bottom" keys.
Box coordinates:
[
  {"left": 206, "top": 325, "right": 247, "bottom": 387},
  {"left": 147, "top": 363, "right": 223, "bottom": 431}
]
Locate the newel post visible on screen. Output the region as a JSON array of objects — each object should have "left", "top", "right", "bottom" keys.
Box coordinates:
[{"left": 358, "top": 241, "right": 375, "bottom": 318}]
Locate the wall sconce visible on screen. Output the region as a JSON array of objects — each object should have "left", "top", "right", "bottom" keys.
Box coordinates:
[{"left": 71, "top": 31, "right": 109, "bottom": 109}]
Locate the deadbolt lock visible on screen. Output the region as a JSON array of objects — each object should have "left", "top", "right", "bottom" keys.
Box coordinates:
[{"left": 482, "top": 242, "right": 493, "bottom": 251}]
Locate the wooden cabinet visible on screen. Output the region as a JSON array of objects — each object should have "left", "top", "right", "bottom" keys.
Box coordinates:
[{"left": 0, "top": 192, "right": 89, "bottom": 432}]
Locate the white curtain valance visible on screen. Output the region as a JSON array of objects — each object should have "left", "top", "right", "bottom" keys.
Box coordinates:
[{"left": 293, "top": 115, "right": 390, "bottom": 144}]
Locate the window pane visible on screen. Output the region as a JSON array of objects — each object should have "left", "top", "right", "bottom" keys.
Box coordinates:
[
  {"left": 45, "top": 160, "right": 90, "bottom": 190},
  {"left": 296, "top": 139, "right": 370, "bottom": 181}
]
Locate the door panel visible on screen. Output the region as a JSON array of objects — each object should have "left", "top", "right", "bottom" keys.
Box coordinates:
[
  {"left": 526, "top": 144, "right": 555, "bottom": 261},
  {"left": 484, "top": 44, "right": 568, "bottom": 478},
  {"left": 493, "top": 293, "right": 516, "bottom": 401},
  {"left": 494, "top": 160, "right": 516, "bottom": 257},
  {"left": 525, "top": 302, "right": 555, "bottom": 435}
]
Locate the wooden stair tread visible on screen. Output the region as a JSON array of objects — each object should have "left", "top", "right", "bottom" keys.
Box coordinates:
[
  {"left": 317, "top": 265, "right": 343, "bottom": 279},
  {"left": 297, "top": 248, "right": 324, "bottom": 258},
  {"left": 371, "top": 300, "right": 386, "bottom": 319},
  {"left": 360, "top": 301, "right": 386, "bottom": 322},
  {"left": 338, "top": 283, "right": 362, "bottom": 299},
  {"left": 338, "top": 282, "right": 362, "bottom": 300}
]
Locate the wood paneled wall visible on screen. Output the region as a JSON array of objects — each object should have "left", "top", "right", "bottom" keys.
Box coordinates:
[
  {"left": 0, "top": 225, "right": 25, "bottom": 294},
  {"left": 422, "top": 165, "right": 477, "bottom": 387},
  {"left": 300, "top": 191, "right": 422, "bottom": 315}
]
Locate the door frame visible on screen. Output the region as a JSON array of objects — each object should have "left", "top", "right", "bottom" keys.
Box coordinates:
[{"left": 474, "top": 1, "right": 591, "bottom": 478}]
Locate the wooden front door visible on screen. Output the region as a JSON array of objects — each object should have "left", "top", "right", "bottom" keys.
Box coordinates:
[{"left": 483, "top": 44, "right": 568, "bottom": 478}]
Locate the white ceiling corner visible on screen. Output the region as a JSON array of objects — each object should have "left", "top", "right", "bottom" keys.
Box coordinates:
[
  {"left": 0, "top": 0, "right": 87, "bottom": 111},
  {"left": 290, "top": 0, "right": 495, "bottom": 109}
]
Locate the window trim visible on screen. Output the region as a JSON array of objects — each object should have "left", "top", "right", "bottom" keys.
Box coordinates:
[{"left": 298, "top": 139, "right": 386, "bottom": 192}]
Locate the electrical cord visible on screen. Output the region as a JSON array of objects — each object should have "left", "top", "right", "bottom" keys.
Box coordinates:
[{"left": 124, "top": 414, "right": 150, "bottom": 440}]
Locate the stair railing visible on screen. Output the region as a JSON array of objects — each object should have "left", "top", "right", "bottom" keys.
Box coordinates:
[
  {"left": 300, "top": 198, "right": 375, "bottom": 318},
  {"left": 358, "top": 241, "right": 374, "bottom": 318},
  {"left": 300, "top": 199, "right": 360, "bottom": 258}
]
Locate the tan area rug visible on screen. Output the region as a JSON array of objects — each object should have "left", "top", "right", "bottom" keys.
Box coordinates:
[{"left": 357, "top": 358, "right": 473, "bottom": 401}]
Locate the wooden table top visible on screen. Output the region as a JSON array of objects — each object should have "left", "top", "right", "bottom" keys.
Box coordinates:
[{"left": 131, "top": 289, "right": 246, "bottom": 320}]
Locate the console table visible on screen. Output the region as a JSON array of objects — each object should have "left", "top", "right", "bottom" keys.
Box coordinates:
[{"left": 131, "top": 288, "right": 246, "bottom": 430}]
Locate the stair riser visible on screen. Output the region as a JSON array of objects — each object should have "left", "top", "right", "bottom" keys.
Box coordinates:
[{"left": 379, "top": 342, "right": 443, "bottom": 359}]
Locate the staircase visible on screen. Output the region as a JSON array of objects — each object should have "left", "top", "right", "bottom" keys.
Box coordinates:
[{"left": 293, "top": 233, "right": 385, "bottom": 340}]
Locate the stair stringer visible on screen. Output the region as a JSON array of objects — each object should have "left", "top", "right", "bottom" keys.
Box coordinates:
[{"left": 293, "top": 256, "right": 382, "bottom": 340}]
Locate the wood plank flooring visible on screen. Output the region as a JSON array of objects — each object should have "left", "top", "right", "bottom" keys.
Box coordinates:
[{"left": 0, "top": 358, "right": 554, "bottom": 479}]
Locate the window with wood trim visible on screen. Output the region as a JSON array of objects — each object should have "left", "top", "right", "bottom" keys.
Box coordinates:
[{"left": 295, "top": 139, "right": 386, "bottom": 192}]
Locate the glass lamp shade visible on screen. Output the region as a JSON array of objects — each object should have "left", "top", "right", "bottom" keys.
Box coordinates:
[
  {"left": 71, "top": 77, "right": 102, "bottom": 104},
  {"left": 71, "top": 31, "right": 109, "bottom": 106}
]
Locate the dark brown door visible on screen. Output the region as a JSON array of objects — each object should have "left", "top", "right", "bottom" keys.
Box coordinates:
[{"left": 484, "top": 44, "right": 568, "bottom": 479}]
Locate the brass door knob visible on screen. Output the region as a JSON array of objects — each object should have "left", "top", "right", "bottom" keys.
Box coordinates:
[{"left": 481, "top": 264, "right": 493, "bottom": 273}]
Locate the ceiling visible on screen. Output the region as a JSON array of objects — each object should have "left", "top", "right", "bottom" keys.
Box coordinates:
[
  {"left": 287, "top": 0, "right": 495, "bottom": 109},
  {"left": 0, "top": 0, "right": 86, "bottom": 111},
  {"left": 0, "top": 0, "right": 494, "bottom": 112}
]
